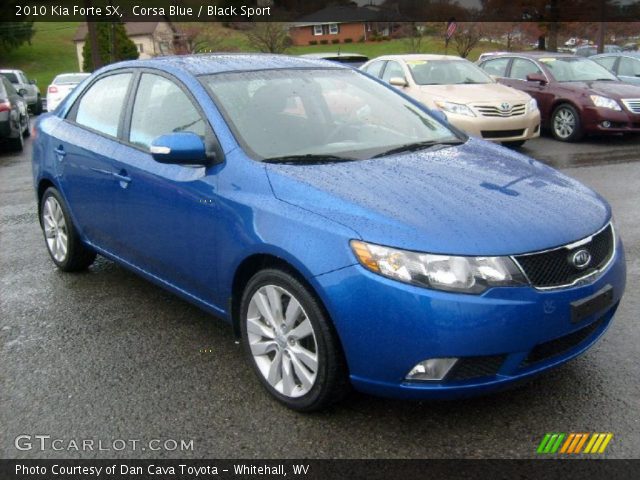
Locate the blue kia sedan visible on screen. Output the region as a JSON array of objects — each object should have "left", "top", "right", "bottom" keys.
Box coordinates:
[{"left": 32, "top": 54, "right": 626, "bottom": 411}]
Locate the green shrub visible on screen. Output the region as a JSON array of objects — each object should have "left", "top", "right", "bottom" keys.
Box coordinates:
[
  {"left": 309, "top": 40, "right": 317, "bottom": 45},
  {"left": 320, "top": 39, "right": 329, "bottom": 45},
  {"left": 332, "top": 39, "right": 340, "bottom": 44},
  {"left": 344, "top": 38, "right": 353, "bottom": 43}
]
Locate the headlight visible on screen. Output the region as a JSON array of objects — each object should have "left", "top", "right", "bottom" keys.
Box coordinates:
[
  {"left": 434, "top": 100, "right": 476, "bottom": 117},
  {"left": 590, "top": 95, "right": 621, "bottom": 111},
  {"left": 528, "top": 98, "right": 538, "bottom": 112},
  {"left": 351, "top": 240, "right": 528, "bottom": 294}
]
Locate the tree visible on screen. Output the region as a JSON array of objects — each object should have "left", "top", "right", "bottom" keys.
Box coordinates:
[
  {"left": 173, "top": 23, "right": 230, "bottom": 54},
  {"left": 454, "top": 23, "right": 483, "bottom": 58},
  {"left": 246, "top": 23, "right": 291, "bottom": 54},
  {"left": 82, "top": 22, "right": 139, "bottom": 72},
  {"left": 401, "top": 23, "right": 426, "bottom": 53},
  {"left": 0, "top": 22, "right": 35, "bottom": 55}
]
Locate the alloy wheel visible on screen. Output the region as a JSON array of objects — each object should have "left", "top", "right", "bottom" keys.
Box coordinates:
[
  {"left": 553, "top": 108, "right": 576, "bottom": 139},
  {"left": 246, "top": 285, "right": 319, "bottom": 398},
  {"left": 42, "top": 196, "right": 68, "bottom": 262}
]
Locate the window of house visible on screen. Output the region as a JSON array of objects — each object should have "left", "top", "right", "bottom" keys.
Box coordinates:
[
  {"left": 129, "top": 74, "right": 206, "bottom": 150},
  {"left": 329, "top": 24, "right": 339, "bottom": 35},
  {"left": 74, "top": 73, "right": 132, "bottom": 137},
  {"left": 137, "top": 44, "right": 144, "bottom": 53},
  {"left": 313, "top": 25, "right": 323, "bottom": 36}
]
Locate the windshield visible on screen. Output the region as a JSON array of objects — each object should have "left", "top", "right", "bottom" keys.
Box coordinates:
[
  {"left": 202, "top": 68, "right": 461, "bottom": 161},
  {"left": 539, "top": 57, "right": 618, "bottom": 82},
  {"left": 54, "top": 74, "right": 90, "bottom": 85},
  {"left": 407, "top": 59, "right": 493, "bottom": 85},
  {"left": 0, "top": 72, "right": 19, "bottom": 84}
]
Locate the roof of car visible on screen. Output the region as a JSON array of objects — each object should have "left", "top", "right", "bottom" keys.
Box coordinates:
[
  {"left": 592, "top": 51, "right": 640, "bottom": 58},
  {"left": 480, "top": 51, "right": 576, "bottom": 59},
  {"left": 110, "top": 53, "right": 348, "bottom": 76},
  {"left": 301, "top": 52, "right": 368, "bottom": 59}
]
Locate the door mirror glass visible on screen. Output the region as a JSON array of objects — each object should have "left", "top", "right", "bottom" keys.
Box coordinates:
[
  {"left": 29, "top": 79, "right": 37, "bottom": 85},
  {"left": 150, "top": 132, "right": 209, "bottom": 166},
  {"left": 389, "top": 76, "right": 408, "bottom": 87},
  {"left": 526, "top": 73, "right": 547, "bottom": 84},
  {"left": 18, "top": 88, "right": 27, "bottom": 96}
]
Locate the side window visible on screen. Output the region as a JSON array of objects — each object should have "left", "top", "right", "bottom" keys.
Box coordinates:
[
  {"left": 363, "top": 61, "right": 385, "bottom": 78},
  {"left": 619, "top": 57, "right": 640, "bottom": 77},
  {"left": 4, "top": 78, "right": 18, "bottom": 95},
  {"left": 381, "top": 61, "right": 405, "bottom": 83},
  {"left": 593, "top": 56, "right": 617, "bottom": 72},
  {"left": 510, "top": 59, "right": 542, "bottom": 80},
  {"left": 129, "top": 73, "right": 206, "bottom": 150},
  {"left": 75, "top": 73, "right": 132, "bottom": 137},
  {"left": 481, "top": 58, "right": 510, "bottom": 77}
]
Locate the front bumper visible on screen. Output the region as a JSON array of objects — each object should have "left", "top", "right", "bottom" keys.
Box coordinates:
[
  {"left": 313, "top": 236, "right": 625, "bottom": 399},
  {"left": 448, "top": 110, "right": 541, "bottom": 142},
  {"left": 582, "top": 106, "right": 640, "bottom": 134}
]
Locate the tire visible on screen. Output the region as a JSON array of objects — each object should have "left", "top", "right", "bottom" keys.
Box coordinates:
[
  {"left": 502, "top": 140, "right": 526, "bottom": 148},
  {"left": 8, "top": 129, "right": 24, "bottom": 152},
  {"left": 240, "top": 268, "right": 349, "bottom": 411},
  {"left": 34, "top": 95, "right": 43, "bottom": 115},
  {"left": 40, "top": 187, "right": 96, "bottom": 272},
  {"left": 551, "top": 104, "right": 583, "bottom": 142}
]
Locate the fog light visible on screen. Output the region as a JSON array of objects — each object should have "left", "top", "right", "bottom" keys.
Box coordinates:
[
  {"left": 406, "top": 358, "right": 458, "bottom": 381},
  {"left": 601, "top": 121, "right": 611, "bottom": 128}
]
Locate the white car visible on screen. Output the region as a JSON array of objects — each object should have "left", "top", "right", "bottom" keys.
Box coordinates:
[{"left": 46, "top": 73, "right": 90, "bottom": 112}]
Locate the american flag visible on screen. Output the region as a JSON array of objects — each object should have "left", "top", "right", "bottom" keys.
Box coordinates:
[{"left": 446, "top": 21, "right": 457, "bottom": 40}]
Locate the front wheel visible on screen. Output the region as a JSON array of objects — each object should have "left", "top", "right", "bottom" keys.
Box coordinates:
[
  {"left": 40, "top": 187, "right": 96, "bottom": 271},
  {"left": 551, "top": 104, "right": 583, "bottom": 142},
  {"left": 240, "top": 269, "right": 349, "bottom": 411}
]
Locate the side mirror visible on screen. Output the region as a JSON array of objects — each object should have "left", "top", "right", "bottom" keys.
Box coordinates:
[
  {"left": 18, "top": 88, "right": 27, "bottom": 97},
  {"left": 389, "top": 76, "right": 408, "bottom": 87},
  {"left": 526, "top": 73, "right": 547, "bottom": 85},
  {"left": 29, "top": 79, "right": 37, "bottom": 85},
  {"left": 150, "top": 132, "right": 210, "bottom": 166},
  {"left": 430, "top": 109, "right": 448, "bottom": 123}
]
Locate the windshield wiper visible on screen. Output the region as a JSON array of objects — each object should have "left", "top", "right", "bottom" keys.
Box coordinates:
[
  {"left": 372, "top": 140, "right": 463, "bottom": 158},
  {"left": 262, "top": 154, "right": 356, "bottom": 165}
]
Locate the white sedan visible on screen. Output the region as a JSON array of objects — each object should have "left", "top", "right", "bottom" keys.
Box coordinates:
[{"left": 46, "top": 73, "right": 90, "bottom": 112}]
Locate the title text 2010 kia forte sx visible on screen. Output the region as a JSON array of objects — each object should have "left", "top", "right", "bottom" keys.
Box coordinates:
[{"left": 32, "top": 54, "right": 626, "bottom": 411}]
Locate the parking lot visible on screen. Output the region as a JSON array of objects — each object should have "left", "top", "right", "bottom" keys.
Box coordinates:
[{"left": 1, "top": 132, "right": 639, "bottom": 459}]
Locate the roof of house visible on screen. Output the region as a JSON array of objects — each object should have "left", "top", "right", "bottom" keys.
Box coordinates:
[
  {"left": 293, "top": 5, "right": 403, "bottom": 25},
  {"left": 73, "top": 22, "right": 173, "bottom": 42}
]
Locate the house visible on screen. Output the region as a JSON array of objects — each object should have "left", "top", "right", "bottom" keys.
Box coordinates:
[
  {"left": 289, "top": 5, "right": 402, "bottom": 46},
  {"left": 73, "top": 22, "right": 178, "bottom": 71}
]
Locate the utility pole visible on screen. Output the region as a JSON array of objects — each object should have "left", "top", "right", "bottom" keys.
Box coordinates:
[{"left": 84, "top": 0, "right": 102, "bottom": 70}]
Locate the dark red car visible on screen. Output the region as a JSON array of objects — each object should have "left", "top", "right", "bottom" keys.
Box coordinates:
[{"left": 478, "top": 52, "right": 640, "bottom": 141}]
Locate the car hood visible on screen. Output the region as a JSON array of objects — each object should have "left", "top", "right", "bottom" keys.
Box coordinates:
[
  {"left": 265, "top": 139, "right": 610, "bottom": 256},
  {"left": 417, "top": 83, "right": 530, "bottom": 104},
  {"left": 563, "top": 80, "right": 640, "bottom": 98}
]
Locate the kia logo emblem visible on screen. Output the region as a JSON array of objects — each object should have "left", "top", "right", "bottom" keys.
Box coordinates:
[{"left": 570, "top": 249, "right": 592, "bottom": 269}]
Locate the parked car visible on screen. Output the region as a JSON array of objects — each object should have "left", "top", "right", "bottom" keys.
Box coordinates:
[
  {"left": 478, "top": 52, "right": 640, "bottom": 141},
  {"left": 575, "top": 45, "right": 622, "bottom": 57},
  {"left": 0, "top": 69, "right": 42, "bottom": 114},
  {"left": 0, "top": 75, "right": 30, "bottom": 151},
  {"left": 300, "top": 52, "right": 369, "bottom": 68},
  {"left": 591, "top": 52, "right": 640, "bottom": 86},
  {"left": 46, "top": 73, "right": 90, "bottom": 112},
  {"left": 32, "top": 54, "right": 625, "bottom": 411},
  {"left": 361, "top": 54, "right": 540, "bottom": 147}
]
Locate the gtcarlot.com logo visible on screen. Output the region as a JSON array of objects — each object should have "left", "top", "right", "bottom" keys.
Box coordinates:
[{"left": 537, "top": 433, "right": 613, "bottom": 455}]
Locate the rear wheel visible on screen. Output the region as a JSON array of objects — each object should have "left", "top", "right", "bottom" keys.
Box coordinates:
[
  {"left": 22, "top": 114, "right": 30, "bottom": 137},
  {"left": 40, "top": 187, "right": 96, "bottom": 271},
  {"left": 240, "top": 268, "right": 349, "bottom": 411},
  {"left": 551, "top": 104, "right": 583, "bottom": 142},
  {"left": 8, "top": 129, "right": 24, "bottom": 151},
  {"left": 34, "top": 95, "right": 43, "bottom": 115}
]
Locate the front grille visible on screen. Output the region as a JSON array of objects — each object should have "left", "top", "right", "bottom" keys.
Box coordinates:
[
  {"left": 446, "top": 355, "right": 506, "bottom": 381},
  {"left": 481, "top": 129, "right": 525, "bottom": 138},
  {"left": 521, "top": 316, "right": 605, "bottom": 367},
  {"left": 514, "top": 224, "right": 614, "bottom": 288},
  {"left": 475, "top": 103, "right": 526, "bottom": 117},
  {"left": 621, "top": 98, "right": 640, "bottom": 114}
]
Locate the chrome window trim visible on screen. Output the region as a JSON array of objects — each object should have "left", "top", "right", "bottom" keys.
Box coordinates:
[{"left": 510, "top": 222, "right": 615, "bottom": 291}]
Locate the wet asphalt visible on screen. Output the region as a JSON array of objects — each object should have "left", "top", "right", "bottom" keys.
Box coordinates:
[{"left": 1, "top": 133, "right": 639, "bottom": 459}]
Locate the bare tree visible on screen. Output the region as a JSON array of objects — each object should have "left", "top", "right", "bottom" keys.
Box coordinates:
[
  {"left": 246, "top": 22, "right": 291, "bottom": 54},
  {"left": 173, "top": 23, "right": 229, "bottom": 54},
  {"left": 454, "top": 23, "right": 483, "bottom": 58},
  {"left": 401, "top": 23, "right": 425, "bottom": 53}
]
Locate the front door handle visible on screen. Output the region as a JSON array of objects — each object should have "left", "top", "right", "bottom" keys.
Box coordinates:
[{"left": 112, "top": 170, "right": 132, "bottom": 188}]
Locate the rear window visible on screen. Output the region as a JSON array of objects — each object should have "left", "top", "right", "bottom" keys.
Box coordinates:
[
  {"left": 74, "top": 73, "right": 132, "bottom": 137},
  {"left": 54, "top": 74, "right": 90, "bottom": 85},
  {"left": 0, "top": 72, "right": 19, "bottom": 84}
]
